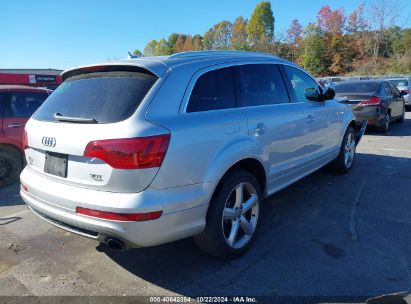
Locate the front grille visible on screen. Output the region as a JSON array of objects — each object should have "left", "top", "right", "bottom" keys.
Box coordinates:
[{"left": 31, "top": 208, "right": 99, "bottom": 238}]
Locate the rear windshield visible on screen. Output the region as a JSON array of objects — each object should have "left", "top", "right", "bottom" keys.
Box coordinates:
[
  {"left": 33, "top": 71, "right": 157, "bottom": 123},
  {"left": 390, "top": 79, "right": 409, "bottom": 87},
  {"left": 335, "top": 82, "right": 379, "bottom": 94}
]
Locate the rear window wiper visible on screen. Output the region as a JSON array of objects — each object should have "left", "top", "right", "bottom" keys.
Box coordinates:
[{"left": 53, "top": 112, "right": 99, "bottom": 124}]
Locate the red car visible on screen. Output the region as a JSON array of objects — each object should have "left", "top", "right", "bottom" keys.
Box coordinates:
[{"left": 0, "top": 85, "right": 49, "bottom": 186}]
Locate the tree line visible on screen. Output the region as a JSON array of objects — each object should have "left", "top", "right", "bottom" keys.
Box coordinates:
[{"left": 133, "top": 1, "right": 411, "bottom": 77}]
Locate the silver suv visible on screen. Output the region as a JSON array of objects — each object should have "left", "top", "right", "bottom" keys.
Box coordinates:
[
  {"left": 20, "top": 51, "right": 365, "bottom": 259},
  {"left": 389, "top": 78, "right": 411, "bottom": 108}
]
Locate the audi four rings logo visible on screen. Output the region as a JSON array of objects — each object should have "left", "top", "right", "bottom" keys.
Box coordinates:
[{"left": 42, "top": 137, "right": 56, "bottom": 147}]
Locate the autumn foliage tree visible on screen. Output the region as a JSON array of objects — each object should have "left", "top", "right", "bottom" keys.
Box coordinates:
[
  {"left": 299, "top": 23, "right": 326, "bottom": 75},
  {"left": 286, "top": 19, "right": 303, "bottom": 62},
  {"left": 135, "top": 1, "right": 410, "bottom": 76},
  {"left": 247, "top": 1, "right": 275, "bottom": 51},
  {"left": 230, "top": 17, "right": 249, "bottom": 50}
]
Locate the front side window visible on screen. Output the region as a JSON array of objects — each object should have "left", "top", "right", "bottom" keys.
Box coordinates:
[
  {"left": 283, "top": 65, "right": 320, "bottom": 102},
  {"left": 236, "top": 64, "right": 289, "bottom": 106},
  {"left": 186, "top": 67, "right": 236, "bottom": 113},
  {"left": 5, "top": 91, "right": 48, "bottom": 118}
]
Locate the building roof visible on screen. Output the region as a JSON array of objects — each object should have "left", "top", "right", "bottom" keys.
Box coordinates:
[{"left": 0, "top": 69, "right": 62, "bottom": 75}]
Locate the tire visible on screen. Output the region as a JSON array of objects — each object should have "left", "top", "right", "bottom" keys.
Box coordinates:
[
  {"left": 328, "top": 126, "right": 356, "bottom": 174},
  {"left": 397, "top": 106, "right": 405, "bottom": 123},
  {"left": 0, "top": 150, "right": 22, "bottom": 187},
  {"left": 194, "top": 169, "right": 262, "bottom": 260},
  {"left": 377, "top": 112, "right": 390, "bottom": 132}
]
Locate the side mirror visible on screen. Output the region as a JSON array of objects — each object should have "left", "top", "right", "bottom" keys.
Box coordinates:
[
  {"left": 305, "top": 87, "right": 322, "bottom": 101},
  {"left": 400, "top": 90, "right": 408, "bottom": 96},
  {"left": 304, "top": 86, "right": 335, "bottom": 102},
  {"left": 323, "top": 87, "right": 336, "bottom": 100}
]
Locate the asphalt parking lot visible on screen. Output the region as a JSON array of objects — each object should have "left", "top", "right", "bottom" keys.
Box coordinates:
[{"left": 1, "top": 113, "right": 411, "bottom": 304}]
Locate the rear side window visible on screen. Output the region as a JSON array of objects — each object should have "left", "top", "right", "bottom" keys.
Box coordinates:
[
  {"left": 186, "top": 67, "right": 235, "bottom": 113},
  {"left": 283, "top": 66, "right": 319, "bottom": 102},
  {"left": 236, "top": 64, "right": 289, "bottom": 106},
  {"left": 5, "top": 91, "right": 48, "bottom": 118},
  {"left": 33, "top": 71, "right": 157, "bottom": 123}
]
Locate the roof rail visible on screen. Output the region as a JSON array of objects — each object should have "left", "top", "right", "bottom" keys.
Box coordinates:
[{"left": 169, "top": 50, "right": 277, "bottom": 59}]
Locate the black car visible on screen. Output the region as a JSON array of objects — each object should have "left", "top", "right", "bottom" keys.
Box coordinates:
[{"left": 335, "top": 80, "right": 407, "bottom": 132}]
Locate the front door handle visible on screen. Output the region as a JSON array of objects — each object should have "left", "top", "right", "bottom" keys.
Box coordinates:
[
  {"left": 253, "top": 123, "right": 268, "bottom": 137},
  {"left": 7, "top": 123, "right": 22, "bottom": 128},
  {"left": 306, "top": 114, "right": 314, "bottom": 123}
]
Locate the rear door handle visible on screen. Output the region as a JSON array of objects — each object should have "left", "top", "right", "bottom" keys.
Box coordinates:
[
  {"left": 253, "top": 123, "right": 268, "bottom": 136},
  {"left": 7, "top": 123, "right": 22, "bottom": 128},
  {"left": 306, "top": 114, "right": 314, "bottom": 123}
]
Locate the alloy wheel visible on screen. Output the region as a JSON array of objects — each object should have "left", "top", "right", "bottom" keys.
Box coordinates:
[
  {"left": 344, "top": 132, "right": 356, "bottom": 168},
  {"left": 384, "top": 113, "right": 390, "bottom": 130},
  {"left": 222, "top": 182, "right": 259, "bottom": 249}
]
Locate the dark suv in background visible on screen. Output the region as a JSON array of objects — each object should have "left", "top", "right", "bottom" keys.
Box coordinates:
[
  {"left": 0, "top": 85, "right": 49, "bottom": 186},
  {"left": 335, "top": 80, "right": 407, "bottom": 132}
]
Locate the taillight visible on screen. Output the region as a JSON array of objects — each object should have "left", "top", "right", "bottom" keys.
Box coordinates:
[
  {"left": 23, "top": 130, "right": 28, "bottom": 149},
  {"left": 83, "top": 134, "right": 170, "bottom": 169},
  {"left": 21, "top": 184, "right": 28, "bottom": 192},
  {"left": 76, "top": 207, "right": 162, "bottom": 221},
  {"left": 359, "top": 97, "right": 381, "bottom": 105}
]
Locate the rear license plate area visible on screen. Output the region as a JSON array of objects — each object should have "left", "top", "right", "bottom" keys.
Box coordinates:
[{"left": 44, "top": 152, "right": 68, "bottom": 178}]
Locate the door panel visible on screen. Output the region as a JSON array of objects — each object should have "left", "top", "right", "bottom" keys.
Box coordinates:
[
  {"left": 304, "top": 101, "right": 341, "bottom": 161},
  {"left": 244, "top": 103, "right": 307, "bottom": 180},
  {"left": 389, "top": 82, "right": 404, "bottom": 117},
  {"left": 383, "top": 82, "right": 396, "bottom": 117},
  {"left": 2, "top": 116, "right": 28, "bottom": 147},
  {"left": 235, "top": 64, "right": 308, "bottom": 181},
  {"left": 282, "top": 65, "right": 341, "bottom": 162}
]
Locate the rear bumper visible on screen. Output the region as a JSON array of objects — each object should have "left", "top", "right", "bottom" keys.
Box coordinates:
[
  {"left": 20, "top": 166, "right": 214, "bottom": 247},
  {"left": 353, "top": 105, "right": 380, "bottom": 122},
  {"left": 353, "top": 105, "right": 387, "bottom": 127}
]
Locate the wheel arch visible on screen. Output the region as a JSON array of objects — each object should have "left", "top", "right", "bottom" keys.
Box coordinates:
[
  {"left": 0, "top": 143, "right": 24, "bottom": 164},
  {"left": 209, "top": 157, "right": 267, "bottom": 206},
  {"left": 339, "top": 106, "right": 357, "bottom": 145},
  {"left": 348, "top": 120, "right": 357, "bottom": 133}
]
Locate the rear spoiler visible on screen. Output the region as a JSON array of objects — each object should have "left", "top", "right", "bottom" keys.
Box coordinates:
[
  {"left": 61, "top": 65, "right": 157, "bottom": 81},
  {"left": 61, "top": 59, "right": 168, "bottom": 81}
]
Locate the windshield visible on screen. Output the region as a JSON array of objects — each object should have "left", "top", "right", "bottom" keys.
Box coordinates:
[{"left": 33, "top": 71, "right": 157, "bottom": 123}]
